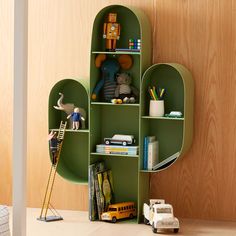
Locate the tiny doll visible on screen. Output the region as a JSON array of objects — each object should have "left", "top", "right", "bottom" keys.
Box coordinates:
[
  {"left": 48, "top": 131, "right": 61, "bottom": 165},
  {"left": 67, "top": 107, "right": 85, "bottom": 130}
]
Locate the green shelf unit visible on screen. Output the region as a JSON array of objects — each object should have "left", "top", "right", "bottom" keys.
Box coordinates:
[
  {"left": 90, "top": 5, "right": 151, "bottom": 222},
  {"left": 46, "top": 4, "right": 194, "bottom": 225},
  {"left": 48, "top": 78, "right": 90, "bottom": 184},
  {"left": 140, "top": 63, "right": 194, "bottom": 171}
]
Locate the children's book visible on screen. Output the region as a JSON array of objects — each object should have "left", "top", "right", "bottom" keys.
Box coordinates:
[
  {"left": 147, "top": 140, "right": 159, "bottom": 170},
  {"left": 95, "top": 169, "right": 114, "bottom": 220},
  {"left": 88, "top": 161, "right": 105, "bottom": 221},
  {"left": 143, "top": 136, "right": 156, "bottom": 170}
]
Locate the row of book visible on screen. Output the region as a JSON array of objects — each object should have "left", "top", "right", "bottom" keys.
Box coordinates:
[
  {"left": 89, "top": 161, "right": 114, "bottom": 221},
  {"left": 143, "top": 136, "right": 159, "bottom": 170},
  {"left": 96, "top": 144, "right": 138, "bottom": 155},
  {"left": 143, "top": 136, "right": 180, "bottom": 170}
]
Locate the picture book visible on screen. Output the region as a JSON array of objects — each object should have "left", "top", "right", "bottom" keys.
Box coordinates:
[
  {"left": 88, "top": 161, "right": 105, "bottom": 221},
  {"left": 95, "top": 169, "right": 114, "bottom": 220}
]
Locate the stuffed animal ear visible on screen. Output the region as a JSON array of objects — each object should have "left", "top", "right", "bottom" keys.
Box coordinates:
[
  {"left": 118, "top": 55, "right": 133, "bottom": 70},
  {"left": 95, "top": 54, "right": 107, "bottom": 68}
]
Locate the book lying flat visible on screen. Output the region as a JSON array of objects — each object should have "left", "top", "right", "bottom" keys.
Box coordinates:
[
  {"left": 96, "top": 144, "right": 139, "bottom": 155},
  {"left": 152, "top": 152, "right": 180, "bottom": 170}
]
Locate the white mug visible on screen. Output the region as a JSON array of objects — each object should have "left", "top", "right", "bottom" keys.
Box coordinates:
[{"left": 149, "top": 100, "right": 164, "bottom": 117}]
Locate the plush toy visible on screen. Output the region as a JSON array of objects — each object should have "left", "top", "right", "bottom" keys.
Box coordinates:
[
  {"left": 91, "top": 54, "right": 133, "bottom": 102},
  {"left": 67, "top": 107, "right": 85, "bottom": 130},
  {"left": 114, "top": 73, "right": 139, "bottom": 103}
]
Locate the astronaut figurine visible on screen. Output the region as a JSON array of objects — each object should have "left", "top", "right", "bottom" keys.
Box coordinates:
[{"left": 103, "top": 13, "right": 120, "bottom": 51}]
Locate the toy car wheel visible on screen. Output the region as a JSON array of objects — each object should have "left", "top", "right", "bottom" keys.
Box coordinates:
[
  {"left": 111, "top": 217, "right": 117, "bottom": 223},
  {"left": 152, "top": 223, "right": 157, "bottom": 233},
  {"left": 105, "top": 140, "right": 110, "bottom": 145},
  {"left": 122, "top": 141, "right": 127, "bottom": 146},
  {"left": 129, "top": 213, "right": 133, "bottom": 219},
  {"left": 174, "top": 228, "right": 179, "bottom": 233}
]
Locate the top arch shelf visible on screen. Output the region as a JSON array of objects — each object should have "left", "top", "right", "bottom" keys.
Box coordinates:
[{"left": 91, "top": 5, "right": 151, "bottom": 63}]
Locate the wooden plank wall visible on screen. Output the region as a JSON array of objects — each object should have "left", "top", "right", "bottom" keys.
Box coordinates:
[
  {"left": 0, "top": 0, "right": 13, "bottom": 204},
  {"left": 1, "top": 0, "right": 236, "bottom": 221}
]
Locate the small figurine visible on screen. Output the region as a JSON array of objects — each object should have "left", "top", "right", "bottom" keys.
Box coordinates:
[
  {"left": 114, "top": 73, "right": 139, "bottom": 103},
  {"left": 103, "top": 13, "right": 120, "bottom": 51},
  {"left": 67, "top": 107, "right": 85, "bottom": 130},
  {"left": 48, "top": 131, "right": 61, "bottom": 165},
  {"left": 53, "top": 92, "right": 87, "bottom": 129}
]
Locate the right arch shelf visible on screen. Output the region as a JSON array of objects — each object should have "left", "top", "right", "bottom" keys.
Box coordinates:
[{"left": 140, "top": 63, "right": 194, "bottom": 171}]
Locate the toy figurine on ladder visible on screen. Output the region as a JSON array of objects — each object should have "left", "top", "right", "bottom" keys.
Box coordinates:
[{"left": 38, "top": 121, "right": 67, "bottom": 222}]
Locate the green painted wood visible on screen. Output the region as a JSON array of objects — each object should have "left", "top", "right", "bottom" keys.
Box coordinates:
[
  {"left": 140, "top": 63, "right": 194, "bottom": 171},
  {"left": 48, "top": 78, "right": 90, "bottom": 183},
  {"left": 90, "top": 5, "right": 152, "bottom": 223}
]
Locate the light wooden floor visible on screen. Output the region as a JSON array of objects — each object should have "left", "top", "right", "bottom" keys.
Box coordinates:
[{"left": 9, "top": 208, "right": 236, "bottom": 236}]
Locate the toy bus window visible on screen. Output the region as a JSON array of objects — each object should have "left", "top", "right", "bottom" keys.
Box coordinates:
[
  {"left": 118, "top": 207, "right": 121, "bottom": 211},
  {"left": 108, "top": 207, "right": 117, "bottom": 211},
  {"left": 121, "top": 207, "right": 124, "bottom": 211}
]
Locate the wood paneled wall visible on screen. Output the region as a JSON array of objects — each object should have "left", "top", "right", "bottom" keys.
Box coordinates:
[
  {"left": 1, "top": 0, "right": 236, "bottom": 221},
  {"left": 0, "top": 0, "right": 13, "bottom": 204}
]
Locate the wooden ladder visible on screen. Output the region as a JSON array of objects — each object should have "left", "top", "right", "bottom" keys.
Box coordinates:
[{"left": 38, "top": 121, "right": 67, "bottom": 222}]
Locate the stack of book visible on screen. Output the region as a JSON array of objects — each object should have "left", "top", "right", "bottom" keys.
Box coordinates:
[
  {"left": 143, "top": 136, "right": 159, "bottom": 170},
  {"left": 96, "top": 144, "right": 139, "bottom": 155}
]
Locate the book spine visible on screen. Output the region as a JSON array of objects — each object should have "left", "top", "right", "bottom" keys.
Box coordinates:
[
  {"left": 148, "top": 141, "right": 158, "bottom": 170},
  {"left": 143, "top": 137, "right": 148, "bottom": 170},
  {"left": 89, "top": 162, "right": 105, "bottom": 221},
  {"left": 88, "top": 164, "right": 96, "bottom": 221}
]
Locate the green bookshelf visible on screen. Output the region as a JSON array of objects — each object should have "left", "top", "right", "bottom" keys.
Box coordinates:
[{"left": 48, "top": 5, "right": 194, "bottom": 224}]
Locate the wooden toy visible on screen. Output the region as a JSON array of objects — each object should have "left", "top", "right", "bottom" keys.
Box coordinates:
[
  {"left": 67, "top": 107, "right": 85, "bottom": 130},
  {"left": 143, "top": 199, "right": 179, "bottom": 233},
  {"left": 53, "top": 92, "right": 86, "bottom": 129},
  {"left": 103, "top": 13, "right": 120, "bottom": 51},
  {"left": 104, "top": 134, "right": 135, "bottom": 146},
  {"left": 48, "top": 131, "right": 61, "bottom": 165}
]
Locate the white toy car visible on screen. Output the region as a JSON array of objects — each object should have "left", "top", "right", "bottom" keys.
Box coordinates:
[
  {"left": 143, "top": 200, "right": 179, "bottom": 233},
  {"left": 104, "top": 134, "right": 135, "bottom": 146}
]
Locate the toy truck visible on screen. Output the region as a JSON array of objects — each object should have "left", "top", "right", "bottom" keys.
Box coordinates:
[{"left": 143, "top": 199, "right": 179, "bottom": 233}]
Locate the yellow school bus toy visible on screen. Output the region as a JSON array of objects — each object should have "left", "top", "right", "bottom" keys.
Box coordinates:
[{"left": 101, "top": 202, "right": 136, "bottom": 223}]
